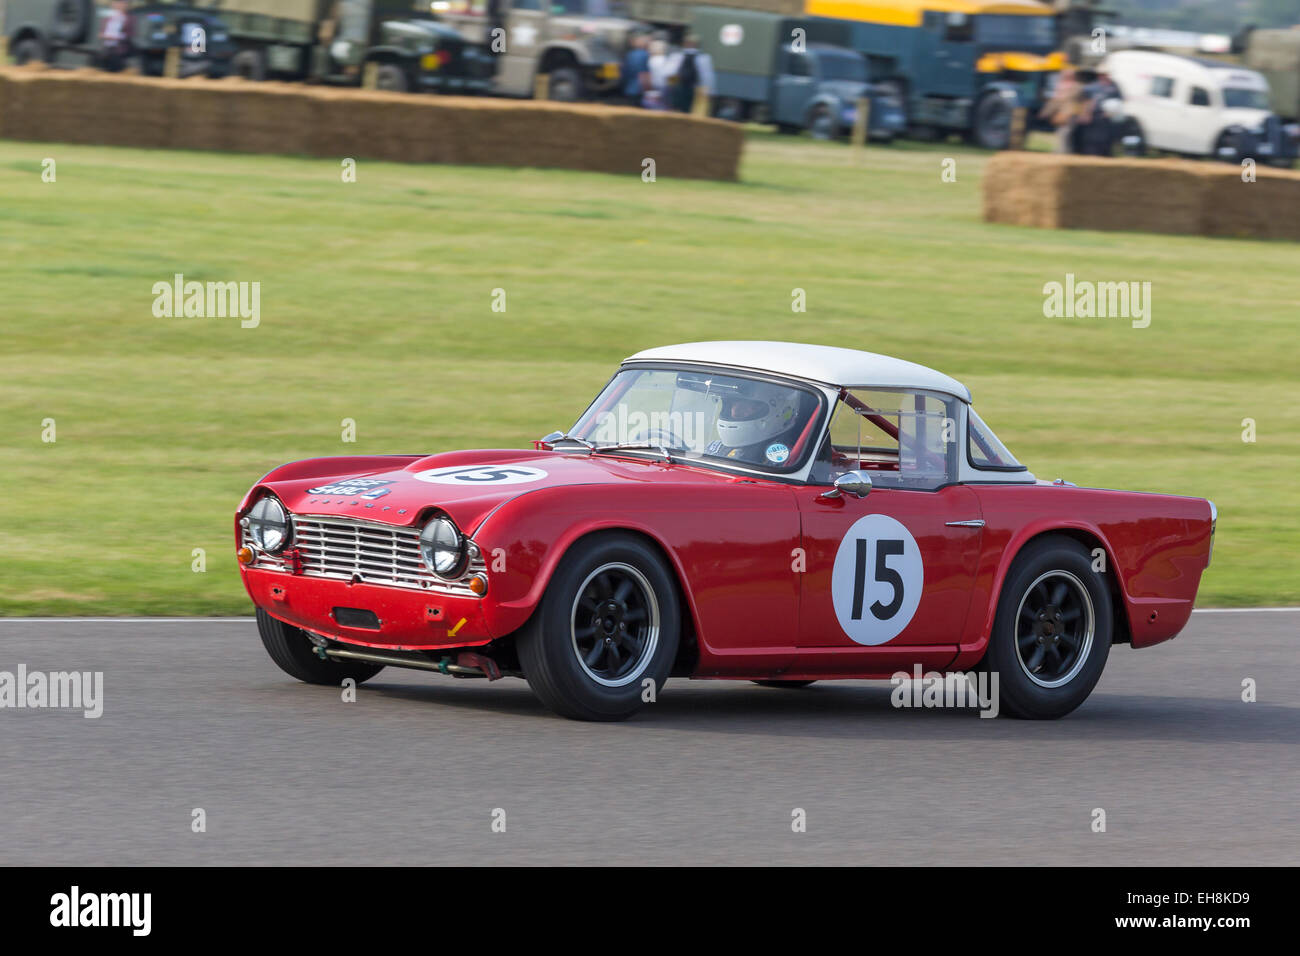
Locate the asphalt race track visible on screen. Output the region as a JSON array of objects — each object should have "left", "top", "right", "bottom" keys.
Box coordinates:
[{"left": 1, "top": 612, "right": 1295, "bottom": 866}]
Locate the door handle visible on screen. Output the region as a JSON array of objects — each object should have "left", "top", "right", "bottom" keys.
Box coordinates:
[{"left": 945, "top": 519, "right": 985, "bottom": 528}]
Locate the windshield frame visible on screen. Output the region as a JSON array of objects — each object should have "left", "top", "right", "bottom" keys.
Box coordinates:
[{"left": 568, "top": 362, "right": 832, "bottom": 481}]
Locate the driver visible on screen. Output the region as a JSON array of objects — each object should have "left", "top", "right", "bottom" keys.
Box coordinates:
[{"left": 705, "top": 385, "right": 803, "bottom": 466}]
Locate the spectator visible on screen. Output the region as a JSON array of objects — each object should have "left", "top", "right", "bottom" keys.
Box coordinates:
[
  {"left": 1039, "top": 68, "right": 1081, "bottom": 153},
  {"left": 644, "top": 38, "right": 672, "bottom": 110},
  {"left": 669, "top": 32, "right": 715, "bottom": 114},
  {"left": 1077, "top": 69, "right": 1122, "bottom": 156},
  {"left": 100, "top": 0, "right": 133, "bottom": 73},
  {"left": 620, "top": 33, "right": 650, "bottom": 106}
]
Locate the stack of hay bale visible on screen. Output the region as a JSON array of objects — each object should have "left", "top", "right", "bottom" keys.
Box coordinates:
[
  {"left": 983, "top": 151, "right": 1300, "bottom": 241},
  {"left": 0, "top": 66, "right": 744, "bottom": 181}
]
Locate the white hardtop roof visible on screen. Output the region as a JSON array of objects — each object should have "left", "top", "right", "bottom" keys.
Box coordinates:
[{"left": 625, "top": 341, "right": 972, "bottom": 402}]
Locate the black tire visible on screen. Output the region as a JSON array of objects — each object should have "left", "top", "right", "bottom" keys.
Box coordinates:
[
  {"left": 11, "top": 37, "right": 44, "bottom": 66},
  {"left": 752, "top": 680, "right": 817, "bottom": 688},
  {"left": 546, "top": 66, "right": 583, "bottom": 102},
  {"left": 518, "top": 534, "right": 680, "bottom": 721},
  {"left": 256, "top": 608, "right": 384, "bottom": 686},
  {"left": 972, "top": 93, "right": 1013, "bottom": 150},
  {"left": 1214, "top": 129, "right": 1247, "bottom": 164},
  {"left": 374, "top": 62, "right": 408, "bottom": 92},
  {"left": 714, "top": 96, "right": 746, "bottom": 123},
  {"left": 231, "top": 49, "right": 267, "bottom": 81},
  {"left": 981, "top": 536, "right": 1112, "bottom": 719},
  {"left": 1120, "top": 117, "right": 1147, "bottom": 157},
  {"left": 808, "top": 104, "right": 838, "bottom": 141},
  {"left": 52, "top": 0, "right": 93, "bottom": 44}
]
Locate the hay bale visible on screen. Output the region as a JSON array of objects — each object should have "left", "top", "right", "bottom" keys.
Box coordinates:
[
  {"left": 983, "top": 151, "right": 1300, "bottom": 241},
  {"left": 0, "top": 66, "right": 743, "bottom": 181}
]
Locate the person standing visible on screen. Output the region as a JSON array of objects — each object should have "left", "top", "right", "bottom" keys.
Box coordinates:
[
  {"left": 670, "top": 33, "right": 714, "bottom": 113},
  {"left": 644, "top": 38, "right": 672, "bottom": 110},
  {"left": 620, "top": 33, "right": 650, "bottom": 107},
  {"left": 1039, "top": 68, "right": 1081, "bottom": 153},
  {"left": 100, "top": 0, "right": 134, "bottom": 73}
]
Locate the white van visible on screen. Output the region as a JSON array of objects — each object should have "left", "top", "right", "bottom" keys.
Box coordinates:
[{"left": 1100, "top": 49, "right": 1298, "bottom": 165}]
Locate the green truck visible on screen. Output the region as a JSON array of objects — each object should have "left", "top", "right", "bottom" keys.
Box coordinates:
[
  {"left": 3, "top": 0, "right": 237, "bottom": 75},
  {"left": 182, "top": 0, "right": 495, "bottom": 91},
  {"left": 188, "top": 0, "right": 637, "bottom": 99},
  {"left": 692, "top": 6, "right": 906, "bottom": 139}
]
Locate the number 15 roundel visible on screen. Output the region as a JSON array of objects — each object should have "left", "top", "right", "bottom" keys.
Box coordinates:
[{"left": 831, "top": 514, "right": 924, "bottom": 645}]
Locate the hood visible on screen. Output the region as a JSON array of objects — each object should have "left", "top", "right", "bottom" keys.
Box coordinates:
[
  {"left": 1220, "top": 107, "right": 1274, "bottom": 131},
  {"left": 257, "top": 448, "right": 732, "bottom": 535},
  {"left": 977, "top": 50, "right": 1066, "bottom": 74}
]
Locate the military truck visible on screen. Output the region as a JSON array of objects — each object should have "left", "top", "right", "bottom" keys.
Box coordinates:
[
  {"left": 801, "top": 0, "right": 1064, "bottom": 148},
  {"left": 1238, "top": 26, "right": 1300, "bottom": 122},
  {"left": 694, "top": 7, "right": 905, "bottom": 140},
  {"left": 183, "top": 0, "right": 494, "bottom": 92},
  {"left": 3, "top": 0, "right": 236, "bottom": 75},
  {"left": 623, "top": 0, "right": 1064, "bottom": 147},
  {"left": 431, "top": 0, "right": 638, "bottom": 101}
]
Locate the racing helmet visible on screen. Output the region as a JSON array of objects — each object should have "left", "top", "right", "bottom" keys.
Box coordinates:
[{"left": 716, "top": 386, "right": 802, "bottom": 448}]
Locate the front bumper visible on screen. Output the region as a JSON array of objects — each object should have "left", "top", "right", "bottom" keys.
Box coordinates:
[{"left": 241, "top": 566, "right": 494, "bottom": 651}]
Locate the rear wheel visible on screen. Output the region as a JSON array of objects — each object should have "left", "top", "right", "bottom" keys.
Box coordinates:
[
  {"left": 982, "top": 536, "right": 1111, "bottom": 719},
  {"left": 518, "top": 534, "right": 680, "bottom": 721},
  {"left": 257, "top": 608, "right": 384, "bottom": 686}
]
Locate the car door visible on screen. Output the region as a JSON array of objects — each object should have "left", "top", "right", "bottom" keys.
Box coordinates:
[
  {"left": 790, "top": 389, "right": 984, "bottom": 674},
  {"left": 772, "top": 50, "right": 815, "bottom": 125}
]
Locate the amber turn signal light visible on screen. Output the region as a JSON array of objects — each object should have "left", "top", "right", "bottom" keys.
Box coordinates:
[
  {"left": 237, "top": 547, "right": 255, "bottom": 565},
  {"left": 467, "top": 573, "right": 489, "bottom": 596}
]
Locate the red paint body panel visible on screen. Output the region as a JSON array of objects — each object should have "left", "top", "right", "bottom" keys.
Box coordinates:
[{"left": 237, "top": 446, "right": 1214, "bottom": 678}]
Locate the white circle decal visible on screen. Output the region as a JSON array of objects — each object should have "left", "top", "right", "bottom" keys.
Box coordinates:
[
  {"left": 831, "top": 514, "right": 923, "bottom": 645},
  {"left": 413, "top": 465, "right": 549, "bottom": 486}
]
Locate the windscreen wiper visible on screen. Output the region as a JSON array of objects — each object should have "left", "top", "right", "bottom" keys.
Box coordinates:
[
  {"left": 591, "top": 442, "right": 673, "bottom": 463},
  {"left": 546, "top": 433, "right": 596, "bottom": 451}
]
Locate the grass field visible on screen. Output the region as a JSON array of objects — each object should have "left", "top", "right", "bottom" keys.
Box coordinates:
[{"left": 1, "top": 134, "right": 1296, "bottom": 614}]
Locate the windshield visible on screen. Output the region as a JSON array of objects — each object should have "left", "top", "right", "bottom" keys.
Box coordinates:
[
  {"left": 569, "top": 366, "right": 826, "bottom": 474},
  {"left": 549, "top": 0, "right": 628, "bottom": 16},
  {"left": 974, "top": 14, "right": 1057, "bottom": 50},
  {"left": 1222, "top": 87, "right": 1270, "bottom": 111},
  {"left": 817, "top": 51, "right": 867, "bottom": 83}
]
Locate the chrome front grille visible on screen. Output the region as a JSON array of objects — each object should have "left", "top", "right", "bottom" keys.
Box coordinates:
[
  {"left": 294, "top": 516, "right": 427, "bottom": 588},
  {"left": 244, "top": 514, "right": 484, "bottom": 595}
]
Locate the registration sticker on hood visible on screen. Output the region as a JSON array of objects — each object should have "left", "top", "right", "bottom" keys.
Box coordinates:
[
  {"left": 306, "top": 479, "right": 393, "bottom": 499},
  {"left": 413, "top": 465, "right": 549, "bottom": 485}
]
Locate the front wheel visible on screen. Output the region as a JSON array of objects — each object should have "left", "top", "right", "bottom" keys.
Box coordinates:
[
  {"left": 373, "top": 62, "right": 409, "bottom": 93},
  {"left": 11, "top": 38, "right": 44, "bottom": 65},
  {"left": 518, "top": 534, "right": 680, "bottom": 721},
  {"left": 257, "top": 608, "right": 384, "bottom": 686},
  {"left": 808, "top": 105, "right": 838, "bottom": 141},
  {"left": 981, "top": 536, "right": 1111, "bottom": 719},
  {"left": 972, "top": 94, "right": 1013, "bottom": 150},
  {"left": 547, "top": 66, "right": 583, "bottom": 102}
]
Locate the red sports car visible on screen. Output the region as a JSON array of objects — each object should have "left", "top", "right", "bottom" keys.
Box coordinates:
[{"left": 237, "top": 342, "right": 1216, "bottom": 720}]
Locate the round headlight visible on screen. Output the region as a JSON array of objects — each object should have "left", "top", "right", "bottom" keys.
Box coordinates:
[
  {"left": 247, "top": 496, "right": 290, "bottom": 553},
  {"left": 420, "top": 516, "right": 466, "bottom": 578}
]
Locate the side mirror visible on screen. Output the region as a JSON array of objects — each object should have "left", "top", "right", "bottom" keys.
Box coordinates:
[{"left": 820, "top": 470, "right": 873, "bottom": 499}]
